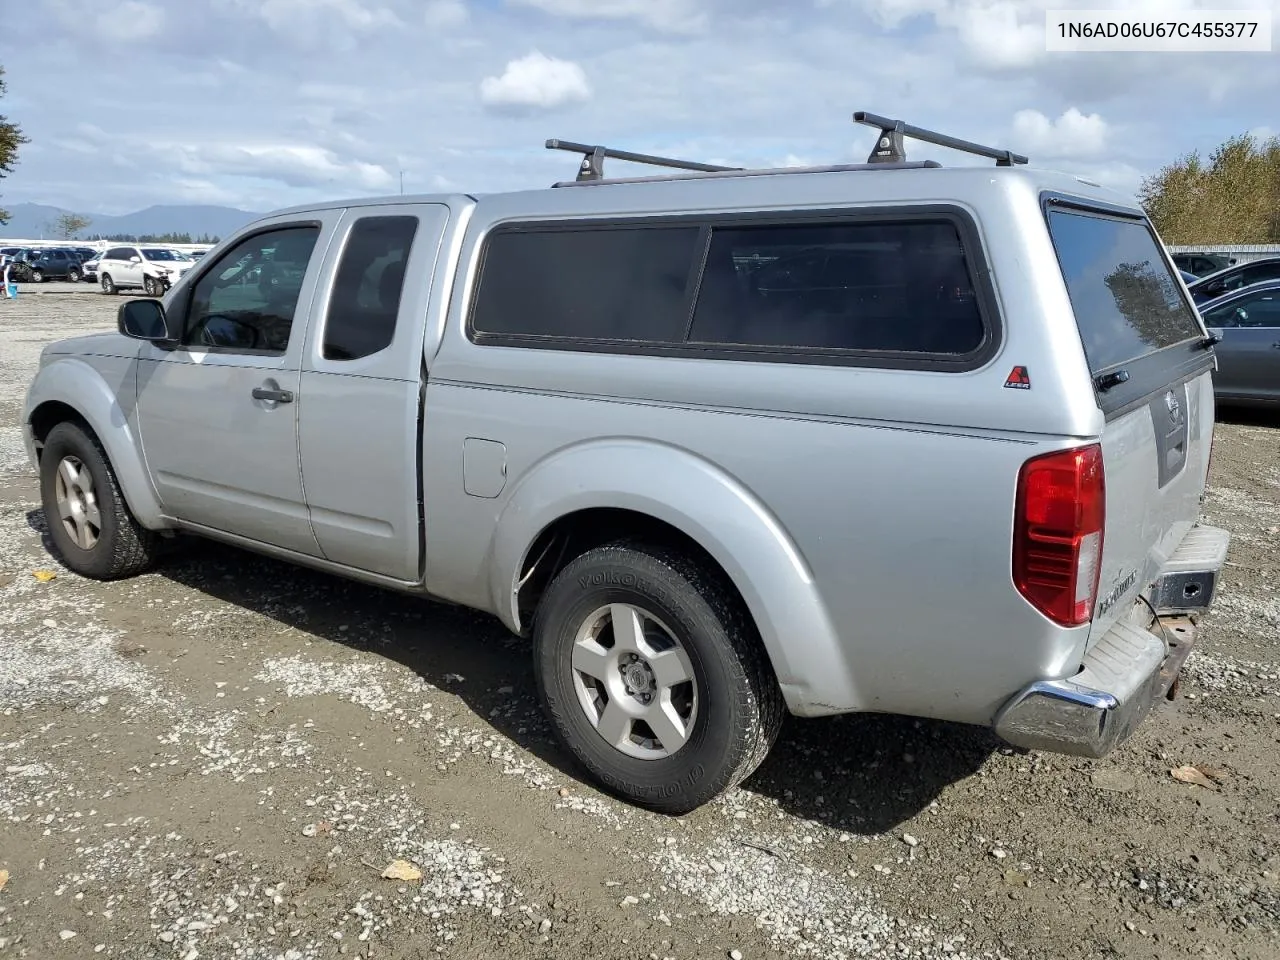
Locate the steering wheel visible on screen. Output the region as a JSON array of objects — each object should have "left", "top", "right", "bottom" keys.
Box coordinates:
[{"left": 196, "top": 314, "right": 262, "bottom": 350}]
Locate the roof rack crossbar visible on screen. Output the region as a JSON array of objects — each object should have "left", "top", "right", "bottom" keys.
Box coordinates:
[
  {"left": 853, "top": 111, "right": 1029, "bottom": 167},
  {"left": 545, "top": 138, "right": 743, "bottom": 182}
]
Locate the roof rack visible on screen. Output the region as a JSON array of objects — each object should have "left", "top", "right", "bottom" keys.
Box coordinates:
[
  {"left": 853, "top": 111, "right": 1028, "bottom": 167},
  {"left": 543, "top": 109, "right": 1028, "bottom": 187},
  {"left": 545, "top": 138, "right": 743, "bottom": 182}
]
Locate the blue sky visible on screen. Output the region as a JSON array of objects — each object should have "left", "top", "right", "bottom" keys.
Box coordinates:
[{"left": 2, "top": 0, "right": 1277, "bottom": 215}]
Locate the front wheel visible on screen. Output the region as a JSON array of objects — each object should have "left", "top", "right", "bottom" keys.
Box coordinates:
[
  {"left": 532, "top": 541, "right": 785, "bottom": 815},
  {"left": 30, "top": 268, "right": 44, "bottom": 283},
  {"left": 68, "top": 267, "right": 81, "bottom": 283},
  {"left": 39, "top": 421, "right": 160, "bottom": 580},
  {"left": 100, "top": 273, "right": 116, "bottom": 295},
  {"left": 144, "top": 276, "right": 163, "bottom": 296}
]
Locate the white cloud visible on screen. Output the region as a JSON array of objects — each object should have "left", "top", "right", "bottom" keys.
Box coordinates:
[
  {"left": 50, "top": 0, "right": 165, "bottom": 42},
  {"left": 506, "top": 0, "right": 709, "bottom": 33},
  {"left": 950, "top": 1, "right": 1043, "bottom": 69},
  {"left": 170, "top": 143, "right": 395, "bottom": 191},
  {"left": 214, "top": 0, "right": 400, "bottom": 45},
  {"left": 1012, "top": 107, "right": 1110, "bottom": 158},
  {"left": 855, "top": 0, "right": 946, "bottom": 28},
  {"left": 424, "top": 0, "right": 468, "bottom": 29},
  {"left": 479, "top": 51, "right": 591, "bottom": 112},
  {"left": 257, "top": 0, "right": 398, "bottom": 30}
]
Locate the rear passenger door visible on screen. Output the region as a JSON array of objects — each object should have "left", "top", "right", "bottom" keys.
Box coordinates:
[{"left": 298, "top": 204, "right": 451, "bottom": 581}]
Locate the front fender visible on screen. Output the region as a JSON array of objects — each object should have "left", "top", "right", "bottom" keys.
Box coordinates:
[
  {"left": 487, "top": 438, "right": 856, "bottom": 716},
  {"left": 23, "top": 357, "right": 167, "bottom": 530}
]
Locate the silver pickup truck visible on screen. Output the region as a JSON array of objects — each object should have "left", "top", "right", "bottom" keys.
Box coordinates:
[{"left": 21, "top": 113, "right": 1230, "bottom": 815}]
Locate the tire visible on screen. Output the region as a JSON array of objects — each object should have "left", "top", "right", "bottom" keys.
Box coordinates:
[
  {"left": 31, "top": 268, "right": 44, "bottom": 283},
  {"left": 101, "top": 273, "right": 116, "bottom": 295},
  {"left": 68, "top": 267, "right": 81, "bottom": 283},
  {"left": 532, "top": 540, "right": 785, "bottom": 815},
  {"left": 144, "top": 276, "right": 160, "bottom": 296},
  {"left": 39, "top": 420, "right": 160, "bottom": 580}
]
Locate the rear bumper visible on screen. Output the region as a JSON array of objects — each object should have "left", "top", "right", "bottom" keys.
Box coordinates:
[{"left": 994, "top": 523, "right": 1230, "bottom": 758}]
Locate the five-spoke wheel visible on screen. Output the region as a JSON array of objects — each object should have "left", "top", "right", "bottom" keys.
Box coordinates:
[
  {"left": 533, "top": 540, "right": 784, "bottom": 815},
  {"left": 53, "top": 454, "right": 102, "bottom": 551},
  {"left": 38, "top": 420, "right": 159, "bottom": 580},
  {"left": 571, "top": 602, "right": 698, "bottom": 760}
]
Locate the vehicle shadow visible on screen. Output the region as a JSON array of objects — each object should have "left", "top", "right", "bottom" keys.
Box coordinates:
[
  {"left": 1215, "top": 404, "right": 1280, "bottom": 428},
  {"left": 742, "top": 711, "right": 999, "bottom": 835},
  {"left": 24, "top": 510, "right": 994, "bottom": 832}
]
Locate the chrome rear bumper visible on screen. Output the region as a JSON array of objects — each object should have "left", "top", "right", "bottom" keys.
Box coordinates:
[{"left": 994, "top": 523, "right": 1228, "bottom": 758}]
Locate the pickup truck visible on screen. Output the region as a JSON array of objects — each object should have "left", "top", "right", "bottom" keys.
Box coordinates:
[{"left": 21, "top": 113, "right": 1231, "bottom": 815}]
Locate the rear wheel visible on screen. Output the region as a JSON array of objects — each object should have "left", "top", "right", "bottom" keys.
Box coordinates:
[
  {"left": 39, "top": 421, "right": 160, "bottom": 580},
  {"left": 532, "top": 540, "right": 784, "bottom": 815}
]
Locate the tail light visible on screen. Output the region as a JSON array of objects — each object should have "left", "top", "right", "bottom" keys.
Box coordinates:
[{"left": 1013, "top": 443, "right": 1105, "bottom": 627}]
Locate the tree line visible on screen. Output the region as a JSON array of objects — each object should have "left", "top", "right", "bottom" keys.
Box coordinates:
[{"left": 1139, "top": 131, "right": 1280, "bottom": 245}]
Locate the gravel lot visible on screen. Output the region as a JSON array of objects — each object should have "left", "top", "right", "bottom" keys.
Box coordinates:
[{"left": 2, "top": 284, "right": 1279, "bottom": 960}]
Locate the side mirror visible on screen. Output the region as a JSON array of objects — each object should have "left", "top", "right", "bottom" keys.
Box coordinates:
[
  {"left": 129, "top": 255, "right": 142, "bottom": 264},
  {"left": 118, "top": 299, "right": 176, "bottom": 344}
]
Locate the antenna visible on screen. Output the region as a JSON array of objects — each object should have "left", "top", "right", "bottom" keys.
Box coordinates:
[{"left": 853, "top": 111, "right": 1029, "bottom": 167}]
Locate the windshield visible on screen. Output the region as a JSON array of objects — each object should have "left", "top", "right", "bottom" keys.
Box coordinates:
[
  {"left": 1045, "top": 208, "right": 1203, "bottom": 373},
  {"left": 142, "top": 248, "right": 182, "bottom": 261}
]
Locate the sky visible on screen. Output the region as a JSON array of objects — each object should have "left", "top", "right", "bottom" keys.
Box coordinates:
[{"left": 2, "top": 0, "right": 1278, "bottom": 216}]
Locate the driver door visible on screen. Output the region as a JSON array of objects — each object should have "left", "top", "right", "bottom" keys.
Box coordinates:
[{"left": 135, "top": 213, "right": 340, "bottom": 555}]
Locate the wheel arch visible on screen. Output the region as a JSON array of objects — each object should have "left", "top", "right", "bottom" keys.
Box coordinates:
[
  {"left": 487, "top": 438, "right": 858, "bottom": 717},
  {"left": 24, "top": 360, "right": 167, "bottom": 529}
]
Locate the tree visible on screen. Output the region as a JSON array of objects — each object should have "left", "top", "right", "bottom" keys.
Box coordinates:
[
  {"left": 0, "top": 65, "right": 30, "bottom": 226},
  {"left": 55, "top": 213, "right": 92, "bottom": 239},
  {"left": 1139, "top": 131, "right": 1280, "bottom": 245}
]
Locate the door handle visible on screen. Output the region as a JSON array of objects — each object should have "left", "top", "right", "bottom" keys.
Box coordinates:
[{"left": 252, "top": 387, "right": 294, "bottom": 403}]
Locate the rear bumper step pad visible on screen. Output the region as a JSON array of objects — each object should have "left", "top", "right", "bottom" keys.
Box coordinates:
[{"left": 992, "top": 523, "right": 1229, "bottom": 758}]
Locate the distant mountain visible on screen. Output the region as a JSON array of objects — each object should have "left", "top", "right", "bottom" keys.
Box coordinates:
[{"left": 0, "top": 203, "right": 262, "bottom": 242}]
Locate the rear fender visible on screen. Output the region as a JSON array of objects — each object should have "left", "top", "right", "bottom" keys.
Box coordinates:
[
  {"left": 23, "top": 358, "right": 167, "bottom": 529},
  {"left": 487, "top": 438, "right": 856, "bottom": 716}
]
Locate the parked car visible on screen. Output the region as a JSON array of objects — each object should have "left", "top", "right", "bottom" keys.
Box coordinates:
[
  {"left": 24, "top": 247, "right": 86, "bottom": 282},
  {"left": 1198, "top": 279, "right": 1280, "bottom": 408},
  {"left": 97, "top": 245, "right": 199, "bottom": 296},
  {"left": 21, "top": 112, "right": 1230, "bottom": 815},
  {"left": 1173, "top": 252, "right": 1235, "bottom": 276},
  {"left": 1, "top": 248, "right": 40, "bottom": 281},
  {"left": 1186, "top": 256, "right": 1280, "bottom": 304},
  {"left": 79, "top": 251, "right": 103, "bottom": 283}
]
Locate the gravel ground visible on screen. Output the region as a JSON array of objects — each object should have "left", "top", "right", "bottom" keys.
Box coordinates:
[{"left": 1, "top": 284, "right": 1278, "bottom": 960}]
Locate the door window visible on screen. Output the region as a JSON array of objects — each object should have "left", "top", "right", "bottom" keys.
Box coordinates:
[
  {"left": 182, "top": 225, "right": 321, "bottom": 355},
  {"left": 322, "top": 215, "right": 419, "bottom": 360},
  {"left": 1203, "top": 291, "right": 1280, "bottom": 329},
  {"left": 1242, "top": 261, "right": 1280, "bottom": 287}
]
